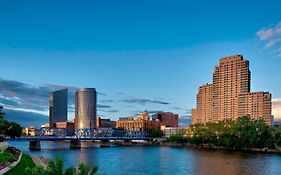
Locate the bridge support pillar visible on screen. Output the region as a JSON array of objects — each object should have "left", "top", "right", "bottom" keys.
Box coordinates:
[
  {"left": 100, "top": 139, "right": 110, "bottom": 147},
  {"left": 29, "top": 139, "right": 41, "bottom": 150},
  {"left": 123, "top": 140, "right": 133, "bottom": 146},
  {"left": 70, "top": 139, "right": 81, "bottom": 149}
]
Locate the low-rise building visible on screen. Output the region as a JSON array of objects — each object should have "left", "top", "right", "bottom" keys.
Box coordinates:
[
  {"left": 22, "top": 127, "right": 37, "bottom": 136},
  {"left": 116, "top": 111, "right": 160, "bottom": 135},
  {"left": 152, "top": 112, "right": 179, "bottom": 127},
  {"left": 96, "top": 117, "right": 116, "bottom": 128},
  {"left": 162, "top": 126, "right": 189, "bottom": 138},
  {"left": 56, "top": 121, "right": 75, "bottom": 135}
]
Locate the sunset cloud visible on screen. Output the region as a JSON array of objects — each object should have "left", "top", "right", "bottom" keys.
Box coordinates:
[{"left": 273, "top": 98, "right": 281, "bottom": 122}]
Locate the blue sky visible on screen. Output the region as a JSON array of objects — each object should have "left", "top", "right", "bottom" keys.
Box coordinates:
[{"left": 0, "top": 0, "right": 281, "bottom": 126}]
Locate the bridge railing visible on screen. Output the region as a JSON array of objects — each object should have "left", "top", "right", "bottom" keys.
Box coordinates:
[{"left": 36, "top": 127, "right": 149, "bottom": 140}]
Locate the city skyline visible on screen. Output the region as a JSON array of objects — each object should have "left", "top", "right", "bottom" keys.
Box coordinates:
[{"left": 0, "top": 1, "right": 281, "bottom": 127}]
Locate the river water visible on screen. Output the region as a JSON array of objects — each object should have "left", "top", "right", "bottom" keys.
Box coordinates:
[{"left": 7, "top": 140, "right": 281, "bottom": 175}]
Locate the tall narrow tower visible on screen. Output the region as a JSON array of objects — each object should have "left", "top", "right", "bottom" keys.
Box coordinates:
[
  {"left": 49, "top": 89, "right": 68, "bottom": 128},
  {"left": 75, "top": 88, "right": 97, "bottom": 129}
]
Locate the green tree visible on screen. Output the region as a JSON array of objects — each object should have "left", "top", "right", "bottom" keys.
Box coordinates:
[
  {"left": 6, "top": 122, "right": 22, "bottom": 138},
  {"left": 150, "top": 128, "right": 163, "bottom": 138},
  {"left": 64, "top": 167, "right": 76, "bottom": 175},
  {"left": 25, "top": 157, "right": 100, "bottom": 175},
  {"left": 186, "top": 115, "right": 279, "bottom": 149},
  {"left": 0, "top": 106, "right": 4, "bottom": 119},
  {"left": 0, "top": 106, "right": 23, "bottom": 138}
]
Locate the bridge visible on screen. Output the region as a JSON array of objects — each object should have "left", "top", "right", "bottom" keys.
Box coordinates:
[{"left": 8, "top": 127, "right": 149, "bottom": 150}]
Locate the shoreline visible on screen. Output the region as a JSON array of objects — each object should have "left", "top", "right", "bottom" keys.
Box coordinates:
[
  {"left": 160, "top": 142, "right": 281, "bottom": 154},
  {"left": 114, "top": 141, "right": 281, "bottom": 154},
  {"left": 28, "top": 154, "right": 48, "bottom": 169}
]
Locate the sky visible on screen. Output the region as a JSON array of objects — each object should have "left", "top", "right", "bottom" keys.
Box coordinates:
[{"left": 0, "top": 0, "right": 281, "bottom": 127}]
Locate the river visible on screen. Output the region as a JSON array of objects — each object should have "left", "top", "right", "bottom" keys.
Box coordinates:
[{"left": 7, "top": 140, "right": 281, "bottom": 175}]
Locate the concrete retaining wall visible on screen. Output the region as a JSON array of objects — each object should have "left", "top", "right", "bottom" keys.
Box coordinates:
[{"left": 0, "top": 142, "right": 8, "bottom": 151}]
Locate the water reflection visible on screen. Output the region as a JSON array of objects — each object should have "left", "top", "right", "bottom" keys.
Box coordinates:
[
  {"left": 7, "top": 141, "right": 281, "bottom": 175},
  {"left": 192, "top": 149, "right": 280, "bottom": 175}
]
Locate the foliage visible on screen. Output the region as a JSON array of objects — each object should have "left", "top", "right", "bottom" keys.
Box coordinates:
[
  {"left": 150, "top": 128, "right": 164, "bottom": 138},
  {"left": 0, "top": 106, "right": 4, "bottom": 119},
  {"left": 0, "top": 150, "right": 13, "bottom": 165},
  {"left": 166, "top": 134, "right": 188, "bottom": 143},
  {"left": 6, "top": 122, "right": 22, "bottom": 138},
  {"left": 5, "top": 154, "right": 36, "bottom": 175},
  {"left": 0, "top": 106, "right": 23, "bottom": 138},
  {"left": 24, "top": 156, "right": 100, "bottom": 175},
  {"left": 185, "top": 116, "right": 281, "bottom": 149},
  {"left": 0, "top": 147, "right": 20, "bottom": 166}
]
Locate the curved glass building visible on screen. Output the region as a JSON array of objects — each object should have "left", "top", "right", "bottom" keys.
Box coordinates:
[{"left": 75, "top": 88, "right": 97, "bottom": 129}]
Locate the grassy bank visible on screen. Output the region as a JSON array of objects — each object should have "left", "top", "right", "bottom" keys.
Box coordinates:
[{"left": 5, "top": 154, "right": 35, "bottom": 175}]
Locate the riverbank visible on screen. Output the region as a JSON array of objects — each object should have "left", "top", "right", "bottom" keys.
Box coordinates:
[
  {"left": 4, "top": 153, "right": 35, "bottom": 175},
  {"left": 112, "top": 140, "right": 281, "bottom": 154},
  {"left": 29, "top": 154, "right": 48, "bottom": 169},
  {"left": 159, "top": 142, "right": 281, "bottom": 154},
  {"left": 0, "top": 146, "right": 48, "bottom": 174}
]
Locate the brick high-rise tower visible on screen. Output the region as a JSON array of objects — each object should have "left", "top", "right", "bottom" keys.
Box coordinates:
[
  {"left": 192, "top": 55, "right": 272, "bottom": 125},
  {"left": 212, "top": 55, "right": 251, "bottom": 121}
]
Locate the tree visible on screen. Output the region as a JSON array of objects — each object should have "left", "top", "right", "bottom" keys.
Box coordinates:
[
  {"left": 150, "top": 128, "right": 164, "bottom": 138},
  {"left": 0, "top": 106, "right": 4, "bottom": 119},
  {"left": 25, "top": 157, "right": 100, "bottom": 175},
  {"left": 0, "top": 106, "right": 23, "bottom": 138},
  {"left": 6, "top": 122, "right": 22, "bottom": 138}
]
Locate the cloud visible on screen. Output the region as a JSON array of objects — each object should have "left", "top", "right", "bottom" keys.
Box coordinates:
[
  {"left": 97, "top": 92, "right": 107, "bottom": 96},
  {"left": 100, "top": 99, "right": 114, "bottom": 103},
  {"left": 256, "top": 22, "right": 281, "bottom": 57},
  {"left": 273, "top": 98, "right": 281, "bottom": 122},
  {"left": 0, "top": 78, "right": 52, "bottom": 112},
  {"left": 97, "top": 104, "right": 111, "bottom": 109},
  {"left": 3, "top": 108, "right": 48, "bottom": 127},
  {"left": 98, "top": 109, "right": 119, "bottom": 113},
  {"left": 121, "top": 98, "right": 170, "bottom": 105},
  {"left": 0, "top": 95, "right": 22, "bottom": 107}
]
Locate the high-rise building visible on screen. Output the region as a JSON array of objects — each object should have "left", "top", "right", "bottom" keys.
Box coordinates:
[
  {"left": 196, "top": 83, "right": 213, "bottom": 123},
  {"left": 49, "top": 89, "right": 68, "bottom": 128},
  {"left": 75, "top": 88, "right": 97, "bottom": 129},
  {"left": 192, "top": 55, "right": 272, "bottom": 125}
]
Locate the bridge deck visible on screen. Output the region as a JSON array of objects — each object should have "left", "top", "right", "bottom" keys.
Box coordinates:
[{"left": 6, "top": 137, "right": 148, "bottom": 141}]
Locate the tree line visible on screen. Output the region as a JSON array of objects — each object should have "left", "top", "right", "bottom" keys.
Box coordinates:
[
  {"left": 167, "top": 116, "right": 281, "bottom": 149},
  {"left": 0, "top": 106, "right": 22, "bottom": 139}
]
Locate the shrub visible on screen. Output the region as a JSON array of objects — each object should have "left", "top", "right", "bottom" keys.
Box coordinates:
[{"left": 25, "top": 156, "right": 100, "bottom": 175}]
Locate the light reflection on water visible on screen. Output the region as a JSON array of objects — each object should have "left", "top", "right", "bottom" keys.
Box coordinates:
[{"left": 7, "top": 140, "right": 281, "bottom": 175}]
